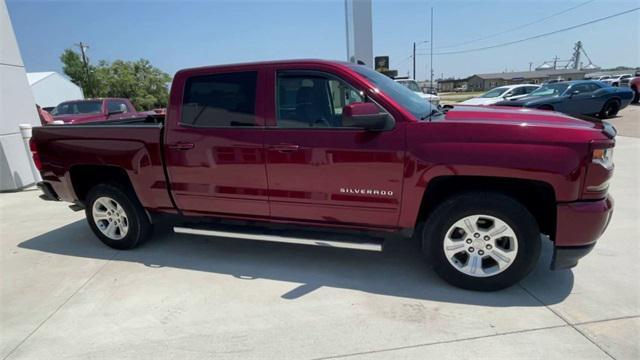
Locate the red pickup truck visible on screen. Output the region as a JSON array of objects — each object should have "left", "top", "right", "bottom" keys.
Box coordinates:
[
  {"left": 49, "top": 98, "right": 148, "bottom": 124},
  {"left": 31, "top": 60, "right": 615, "bottom": 290}
]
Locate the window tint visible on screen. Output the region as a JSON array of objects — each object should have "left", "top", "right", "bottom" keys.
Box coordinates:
[
  {"left": 108, "top": 100, "right": 129, "bottom": 113},
  {"left": 181, "top": 71, "right": 257, "bottom": 127},
  {"left": 276, "top": 73, "right": 365, "bottom": 128}
]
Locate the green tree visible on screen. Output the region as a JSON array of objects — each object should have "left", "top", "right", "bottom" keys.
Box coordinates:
[
  {"left": 60, "top": 49, "right": 97, "bottom": 98},
  {"left": 60, "top": 49, "right": 171, "bottom": 110}
]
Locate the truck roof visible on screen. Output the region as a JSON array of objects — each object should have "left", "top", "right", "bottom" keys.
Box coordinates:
[{"left": 176, "top": 59, "right": 354, "bottom": 74}]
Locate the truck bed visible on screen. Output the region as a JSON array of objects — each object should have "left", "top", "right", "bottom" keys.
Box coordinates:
[{"left": 32, "top": 114, "right": 175, "bottom": 212}]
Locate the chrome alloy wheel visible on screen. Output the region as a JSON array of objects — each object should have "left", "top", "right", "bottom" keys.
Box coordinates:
[
  {"left": 443, "top": 214, "right": 518, "bottom": 277},
  {"left": 92, "top": 196, "right": 129, "bottom": 240}
]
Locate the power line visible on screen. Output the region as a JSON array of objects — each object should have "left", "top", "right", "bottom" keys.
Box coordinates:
[
  {"left": 423, "top": 7, "right": 639, "bottom": 56},
  {"left": 437, "top": 0, "right": 596, "bottom": 50}
]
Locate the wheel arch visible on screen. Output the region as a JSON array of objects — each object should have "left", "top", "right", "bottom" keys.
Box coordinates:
[
  {"left": 69, "top": 164, "right": 138, "bottom": 205},
  {"left": 416, "top": 176, "right": 557, "bottom": 240}
]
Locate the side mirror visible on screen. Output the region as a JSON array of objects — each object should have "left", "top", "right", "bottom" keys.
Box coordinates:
[
  {"left": 342, "top": 102, "right": 393, "bottom": 131},
  {"left": 569, "top": 90, "right": 580, "bottom": 98},
  {"left": 108, "top": 109, "right": 125, "bottom": 116}
]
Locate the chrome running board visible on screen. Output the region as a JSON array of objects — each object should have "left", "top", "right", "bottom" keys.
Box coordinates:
[{"left": 173, "top": 226, "right": 382, "bottom": 252}]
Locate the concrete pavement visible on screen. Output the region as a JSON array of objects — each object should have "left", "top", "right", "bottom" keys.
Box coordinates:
[{"left": 1, "top": 109, "right": 638, "bottom": 359}]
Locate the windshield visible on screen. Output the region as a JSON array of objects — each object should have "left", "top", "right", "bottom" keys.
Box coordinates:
[
  {"left": 480, "top": 87, "right": 509, "bottom": 98},
  {"left": 398, "top": 80, "right": 422, "bottom": 92},
  {"left": 350, "top": 65, "right": 433, "bottom": 120},
  {"left": 51, "top": 101, "right": 102, "bottom": 115},
  {"left": 529, "top": 83, "right": 569, "bottom": 97}
]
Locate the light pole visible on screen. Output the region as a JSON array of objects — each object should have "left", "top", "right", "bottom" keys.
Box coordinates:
[
  {"left": 430, "top": 6, "right": 434, "bottom": 92},
  {"left": 412, "top": 40, "right": 429, "bottom": 79}
]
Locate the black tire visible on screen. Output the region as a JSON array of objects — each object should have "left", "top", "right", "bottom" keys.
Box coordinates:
[
  {"left": 538, "top": 105, "right": 553, "bottom": 111},
  {"left": 421, "top": 192, "right": 541, "bottom": 291},
  {"left": 632, "top": 86, "right": 639, "bottom": 104},
  {"left": 599, "top": 99, "right": 621, "bottom": 118},
  {"left": 85, "top": 183, "right": 152, "bottom": 250}
]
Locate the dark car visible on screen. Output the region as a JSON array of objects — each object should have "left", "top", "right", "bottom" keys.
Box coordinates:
[{"left": 494, "top": 80, "right": 634, "bottom": 118}]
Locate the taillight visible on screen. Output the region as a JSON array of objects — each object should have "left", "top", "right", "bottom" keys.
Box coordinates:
[{"left": 29, "top": 138, "right": 42, "bottom": 170}]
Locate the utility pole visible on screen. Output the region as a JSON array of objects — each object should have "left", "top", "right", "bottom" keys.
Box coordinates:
[
  {"left": 74, "top": 42, "right": 92, "bottom": 97},
  {"left": 529, "top": 62, "right": 533, "bottom": 71},
  {"left": 429, "top": 6, "right": 434, "bottom": 92},
  {"left": 413, "top": 42, "right": 416, "bottom": 79},
  {"left": 552, "top": 55, "right": 559, "bottom": 70},
  {"left": 572, "top": 41, "right": 582, "bottom": 70}
]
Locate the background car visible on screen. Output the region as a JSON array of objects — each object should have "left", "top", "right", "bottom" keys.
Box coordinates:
[
  {"left": 395, "top": 79, "right": 440, "bottom": 107},
  {"left": 459, "top": 84, "right": 540, "bottom": 106},
  {"left": 601, "top": 74, "right": 633, "bottom": 87},
  {"left": 629, "top": 76, "right": 640, "bottom": 103},
  {"left": 494, "top": 80, "right": 634, "bottom": 118},
  {"left": 50, "top": 98, "right": 148, "bottom": 124}
]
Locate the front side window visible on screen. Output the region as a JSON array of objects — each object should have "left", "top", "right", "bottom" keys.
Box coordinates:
[
  {"left": 276, "top": 73, "right": 365, "bottom": 128},
  {"left": 181, "top": 71, "right": 257, "bottom": 127},
  {"left": 108, "top": 100, "right": 129, "bottom": 113}
]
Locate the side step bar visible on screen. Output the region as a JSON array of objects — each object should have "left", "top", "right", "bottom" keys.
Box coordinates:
[{"left": 173, "top": 226, "right": 382, "bottom": 252}]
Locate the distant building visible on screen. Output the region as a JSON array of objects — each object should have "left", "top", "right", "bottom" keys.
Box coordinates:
[
  {"left": 438, "top": 78, "right": 468, "bottom": 92},
  {"left": 466, "top": 69, "right": 588, "bottom": 91},
  {"left": 27, "top": 72, "right": 84, "bottom": 110}
]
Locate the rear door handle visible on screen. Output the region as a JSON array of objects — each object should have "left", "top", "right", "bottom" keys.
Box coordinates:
[
  {"left": 168, "top": 142, "right": 195, "bottom": 150},
  {"left": 270, "top": 144, "right": 300, "bottom": 153}
]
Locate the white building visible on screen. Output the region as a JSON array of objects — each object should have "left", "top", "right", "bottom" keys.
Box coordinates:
[
  {"left": 27, "top": 72, "right": 84, "bottom": 110},
  {"left": 0, "top": 0, "right": 40, "bottom": 191}
]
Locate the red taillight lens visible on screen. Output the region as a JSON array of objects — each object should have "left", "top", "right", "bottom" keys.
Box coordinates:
[{"left": 29, "top": 138, "right": 42, "bottom": 170}]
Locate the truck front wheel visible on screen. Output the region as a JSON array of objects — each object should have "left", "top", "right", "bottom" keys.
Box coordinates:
[
  {"left": 422, "top": 192, "right": 541, "bottom": 291},
  {"left": 85, "top": 183, "right": 152, "bottom": 250}
]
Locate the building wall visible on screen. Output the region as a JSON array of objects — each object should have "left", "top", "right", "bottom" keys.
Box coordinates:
[
  {"left": 31, "top": 73, "right": 84, "bottom": 108},
  {"left": 0, "top": 0, "right": 40, "bottom": 191}
]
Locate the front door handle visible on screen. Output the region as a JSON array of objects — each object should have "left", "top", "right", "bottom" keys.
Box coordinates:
[
  {"left": 168, "top": 142, "right": 195, "bottom": 150},
  {"left": 270, "top": 144, "right": 300, "bottom": 153}
]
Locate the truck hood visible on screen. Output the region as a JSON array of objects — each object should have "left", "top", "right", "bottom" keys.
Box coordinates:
[
  {"left": 444, "top": 105, "right": 601, "bottom": 130},
  {"left": 52, "top": 113, "right": 105, "bottom": 123}
]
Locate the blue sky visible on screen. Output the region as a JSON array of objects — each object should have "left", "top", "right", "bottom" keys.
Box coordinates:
[{"left": 7, "top": 0, "right": 640, "bottom": 80}]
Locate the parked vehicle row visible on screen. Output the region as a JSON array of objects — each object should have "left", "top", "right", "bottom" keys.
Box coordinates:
[
  {"left": 32, "top": 59, "right": 615, "bottom": 291},
  {"left": 458, "top": 84, "right": 540, "bottom": 106},
  {"left": 599, "top": 74, "right": 633, "bottom": 87},
  {"left": 494, "top": 80, "right": 634, "bottom": 118}
]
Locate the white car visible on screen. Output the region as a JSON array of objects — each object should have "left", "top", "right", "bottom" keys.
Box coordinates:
[
  {"left": 459, "top": 84, "right": 540, "bottom": 106},
  {"left": 601, "top": 74, "right": 633, "bottom": 87},
  {"left": 395, "top": 79, "right": 440, "bottom": 107}
]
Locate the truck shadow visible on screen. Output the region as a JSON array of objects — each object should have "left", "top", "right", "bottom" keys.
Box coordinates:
[{"left": 18, "top": 220, "right": 573, "bottom": 306}]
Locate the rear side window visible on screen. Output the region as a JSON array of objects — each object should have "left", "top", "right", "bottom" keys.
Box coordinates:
[{"left": 181, "top": 71, "right": 257, "bottom": 127}]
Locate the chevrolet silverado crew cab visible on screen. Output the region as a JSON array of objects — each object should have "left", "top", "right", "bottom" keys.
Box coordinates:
[{"left": 31, "top": 60, "right": 615, "bottom": 291}]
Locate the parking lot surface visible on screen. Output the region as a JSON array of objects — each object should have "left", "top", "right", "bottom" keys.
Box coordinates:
[{"left": 1, "top": 107, "right": 638, "bottom": 360}]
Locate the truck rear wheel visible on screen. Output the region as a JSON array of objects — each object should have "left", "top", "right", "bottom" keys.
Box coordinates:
[
  {"left": 422, "top": 192, "right": 540, "bottom": 291},
  {"left": 85, "top": 183, "right": 152, "bottom": 250}
]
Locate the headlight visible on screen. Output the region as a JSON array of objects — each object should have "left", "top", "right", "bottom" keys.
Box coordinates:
[{"left": 592, "top": 147, "right": 614, "bottom": 168}]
